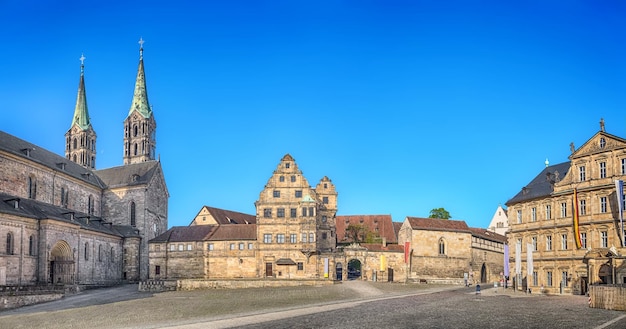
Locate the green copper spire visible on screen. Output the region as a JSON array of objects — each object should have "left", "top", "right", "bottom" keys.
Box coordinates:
[
  {"left": 128, "top": 37, "right": 152, "bottom": 118},
  {"left": 70, "top": 53, "right": 92, "bottom": 130}
]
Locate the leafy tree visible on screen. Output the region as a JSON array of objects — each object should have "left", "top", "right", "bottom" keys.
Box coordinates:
[
  {"left": 345, "top": 224, "right": 367, "bottom": 243},
  {"left": 429, "top": 207, "right": 451, "bottom": 219}
]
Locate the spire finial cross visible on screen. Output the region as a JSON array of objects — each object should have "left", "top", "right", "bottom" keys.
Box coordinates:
[
  {"left": 79, "top": 53, "right": 86, "bottom": 65},
  {"left": 139, "top": 37, "right": 145, "bottom": 48}
]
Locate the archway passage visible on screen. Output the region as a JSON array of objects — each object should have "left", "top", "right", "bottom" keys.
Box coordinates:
[
  {"left": 480, "top": 263, "right": 487, "bottom": 283},
  {"left": 50, "top": 241, "right": 75, "bottom": 284},
  {"left": 347, "top": 259, "right": 362, "bottom": 280},
  {"left": 335, "top": 262, "right": 343, "bottom": 281}
]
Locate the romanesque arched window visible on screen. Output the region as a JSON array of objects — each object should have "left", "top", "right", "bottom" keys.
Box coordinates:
[
  {"left": 84, "top": 242, "right": 89, "bottom": 260},
  {"left": 130, "top": 201, "right": 136, "bottom": 227},
  {"left": 73, "top": 138, "right": 77, "bottom": 149},
  {"left": 28, "top": 235, "right": 35, "bottom": 256},
  {"left": 6, "top": 232, "right": 14, "bottom": 255},
  {"left": 98, "top": 245, "right": 103, "bottom": 262},
  {"left": 88, "top": 195, "right": 94, "bottom": 215},
  {"left": 27, "top": 175, "right": 37, "bottom": 199},
  {"left": 438, "top": 238, "right": 446, "bottom": 255},
  {"left": 133, "top": 143, "right": 138, "bottom": 156}
]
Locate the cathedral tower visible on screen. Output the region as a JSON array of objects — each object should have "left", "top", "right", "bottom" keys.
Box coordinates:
[
  {"left": 124, "top": 38, "right": 156, "bottom": 165},
  {"left": 65, "top": 54, "right": 97, "bottom": 169}
]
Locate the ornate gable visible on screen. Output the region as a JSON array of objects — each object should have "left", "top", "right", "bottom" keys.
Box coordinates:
[{"left": 570, "top": 132, "right": 626, "bottom": 160}]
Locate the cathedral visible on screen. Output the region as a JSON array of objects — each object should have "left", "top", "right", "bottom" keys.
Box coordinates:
[{"left": 0, "top": 40, "right": 168, "bottom": 286}]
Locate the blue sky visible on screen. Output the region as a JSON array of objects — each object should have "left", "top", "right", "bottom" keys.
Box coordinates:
[{"left": 1, "top": 1, "right": 625, "bottom": 229}]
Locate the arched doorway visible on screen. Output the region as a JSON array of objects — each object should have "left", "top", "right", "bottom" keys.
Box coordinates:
[
  {"left": 347, "top": 259, "right": 362, "bottom": 280},
  {"left": 480, "top": 263, "right": 487, "bottom": 283},
  {"left": 50, "top": 241, "right": 75, "bottom": 284},
  {"left": 335, "top": 262, "right": 343, "bottom": 281}
]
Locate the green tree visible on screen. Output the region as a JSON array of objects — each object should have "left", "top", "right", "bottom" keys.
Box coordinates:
[
  {"left": 345, "top": 224, "right": 367, "bottom": 243},
  {"left": 429, "top": 207, "right": 451, "bottom": 219}
]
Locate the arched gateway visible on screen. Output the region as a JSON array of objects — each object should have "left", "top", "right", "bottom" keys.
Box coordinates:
[{"left": 49, "top": 240, "right": 75, "bottom": 284}]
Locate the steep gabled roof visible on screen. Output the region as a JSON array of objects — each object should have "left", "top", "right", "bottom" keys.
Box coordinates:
[
  {"left": 191, "top": 206, "right": 256, "bottom": 225},
  {"left": 506, "top": 161, "right": 570, "bottom": 205},
  {"left": 336, "top": 215, "right": 397, "bottom": 243},
  {"left": 95, "top": 161, "right": 160, "bottom": 188},
  {"left": 0, "top": 131, "right": 105, "bottom": 188},
  {"left": 405, "top": 217, "right": 470, "bottom": 233}
]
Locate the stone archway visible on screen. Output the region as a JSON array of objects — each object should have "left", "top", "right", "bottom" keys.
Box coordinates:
[
  {"left": 347, "top": 259, "right": 362, "bottom": 280},
  {"left": 50, "top": 240, "right": 75, "bottom": 284},
  {"left": 480, "top": 263, "right": 487, "bottom": 283}
]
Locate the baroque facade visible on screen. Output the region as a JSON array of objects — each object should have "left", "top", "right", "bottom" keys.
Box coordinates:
[
  {"left": 0, "top": 41, "right": 168, "bottom": 286},
  {"left": 507, "top": 119, "right": 626, "bottom": 295}
]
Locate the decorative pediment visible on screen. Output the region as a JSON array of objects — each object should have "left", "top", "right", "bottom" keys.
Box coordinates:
[{"left": 571, "top": 132, "right": 626, "bottom": 159}]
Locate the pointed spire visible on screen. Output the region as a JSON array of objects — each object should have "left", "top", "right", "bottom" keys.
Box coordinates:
[
  {"left": 128, "top": 37, "right": 152, "bottom": 118},
  {"left": 70, "top": 53, "right": 91, "bottom": 130}
]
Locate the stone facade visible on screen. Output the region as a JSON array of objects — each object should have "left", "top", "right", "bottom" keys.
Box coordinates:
[
  {"left": 506, "top": 120, "right": 626, "bottom": 295},
  {"left": 0, "top": 42, "right": 168, "bottom": 286},
  {"left": 398, "top": 217, "right": 506, "bottom": 285}
]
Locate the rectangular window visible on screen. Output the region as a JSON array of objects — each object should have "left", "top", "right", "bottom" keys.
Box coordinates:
[
  {"left": 600, "top": 162, "right": 606, "bottom": 179},
  {"left": 562, "top": 271, "right": 568, "bottom": 287},
  {"left": 291, "top": 175, "right": 296, "bottom": 182},
  {"left": 301, "top": 233, "right": 307, "bottom": 243},
  {"left": 290, "top": 208, "right": 297, "bottom": 218},
  {"left": 155, "top": 265, "right": 161, "bottom": 276},
  {"left": 517, "top": 210, "right": 522, "bottom": 224},
  {"left": 302, "top": 207, "right": 307, "bottom": 217},
  {"left": 273, "top": 190, "right": 280, "bottom": 198},
  {"left": 178, "top": 244, "right": 184, "bottom": 251},
  {"left": 532, "top": 271, "right": 538, "bottom": 286},
  {"left": 545, "top": 205, "right": 551, "bottom": 220},
  {"left": 581, "top": 232, "right": 587, "bottom": 248},
  {"left": 295, "top": 190, "right": 302, "bottom": 198},
  {"left": 546, "top": 235, "right": 552, "bottom": 251},
  {"left": 230, "top": 243, "right": 235, "bottom": 250},
  {"left": 323, "top": 197, "right": 329, "bottom": 204},
  {"left": 277, "top": 208, "right": 285, "bottom": 218},
  {"left": 561, "top": 202, "right": 567, "bottom": 218},
  {"left": 297, "top": 262, "right": 304, "bottom": 271},
  {"left": 238, "top": 243, "right": 244, "bottom": 250},
  {"left": 600, "top": 197, "right": 607, "bottom": 213},
  {"left": 279, "top": 176, "right": 285, "bottom": 182},
  {"left": 531, "top": 208, "right": 536, "bottom": 222},
  {"left": 531, "top": 236, "right": 537, "bottom": 251},
  {"left": 579, "top": 166, "right": 586, "bottom": 181},
  {"left": 170, "top": 244, "right": 176, "bottom": 251},
  {"left": 309, "top": 233, "right": 315, "bottom": 242},
  {"left": 208, "top": 243, "right": 214, "bottom": 251},
  {"left": 290, "top": 234, "right": 297, "bottom": 243},
  {"left": 308, "top": 207, "right": 314, "bottom": 217},
  {"left": 622, "top": 159, "right": 626, "bottom": 175},
  {"left": 263, "top": 234, "right": 272, "bottom": 244},
  {"left": 264, "top": 208, "right": 272, "bottom": 218},
  {"left": 322, "top": 232, "right": 327, "bottom": 240},
  {"left": 547, "top": 271, "right": 553, "bottom": 287},
  {"left": 601, "top": 231, "right": 608, "bottom": 248},
  {"left": 561, "top": 234, "right": 568, "bottom": 250},
  {"left": 580, "top": 200, "right": 586, "bottom": 215},
  {"left": 248, "top": 243, "right": 254, "bottom": 249},
  {"left": 277, "top": 234, "right": 285, "bottom": 244},
  {"left": 187, "top": 244, "right": 192, "bottom": 251}
]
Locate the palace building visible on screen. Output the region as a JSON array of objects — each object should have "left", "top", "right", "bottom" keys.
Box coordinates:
[
  {"left": 0, "top": 40, "right": 168, "bottom": 285},
  {"left": 506, "top": 119, "right": 626, "bottom": 295}
]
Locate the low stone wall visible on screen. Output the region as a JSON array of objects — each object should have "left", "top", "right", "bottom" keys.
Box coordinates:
[
  {"left": 138, "top": 280, "right": 176, "bottom": 292},
  {"left": 589, "top": 285, "right": 626, "bottom": 311},
  {"left": 175, "top": 279, "right": 335, "bottom": 291}
]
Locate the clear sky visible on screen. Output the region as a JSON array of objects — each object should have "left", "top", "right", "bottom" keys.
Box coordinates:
[{"left": 1, "top": 1, "right": 625, "bottom": 229}]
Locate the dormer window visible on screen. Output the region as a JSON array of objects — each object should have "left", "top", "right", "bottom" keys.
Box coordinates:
[{"left": 600, "top": 138, "right": 606, "bottom": 149}]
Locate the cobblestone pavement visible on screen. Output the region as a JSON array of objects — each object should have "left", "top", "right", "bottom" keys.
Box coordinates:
[{"left": 0, "top": 282, "right": 624, "bottom": 329}]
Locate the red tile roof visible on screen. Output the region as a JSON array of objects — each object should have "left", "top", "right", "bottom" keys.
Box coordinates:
[
  {"left": 208, "top": 224, "right": 257, "bottom": 241},
  {"left": 406, "top": 217, "right": 470, "bottom": 232},
  {"left": 468, "top": 227, "right": 507, "bottom": 243},
  {"left": 192, "top": 206, "right": 256, "bottom": 225},
  {"left": 336, "top": 215, "right": 397, "bottom": 243},
  {"left": 360, "top": 243, "right": 404, "bottom": 252}
]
